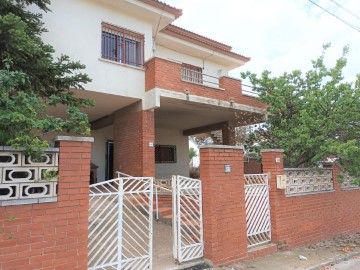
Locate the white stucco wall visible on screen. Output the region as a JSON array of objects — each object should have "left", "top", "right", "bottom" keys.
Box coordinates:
[
  {"left": 30, "top": 0, "right": 154, "bottom": 98},
  {"left": 91, "top": 125, "right": 114, "bottom": 182},
  {"left": 155, "top": 45, "right": 229, "bottom": 87},
  {"left": 155, "top": 128, "right": 189, "bottom": 179}
]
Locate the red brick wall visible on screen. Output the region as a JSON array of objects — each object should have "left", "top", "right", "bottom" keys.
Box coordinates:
[
  {"left": 113, "top": 103, "right": 155, "bottom": 177},
  {"left": 0, "top": 138, "right": 92, "bottom": 270},
  {"left": 262, "top": 150, "right": 360, "bottom": 249},
  {"left": 145, "top": 57, "right": 265, "bottom": 110},
  {"left": 200, "top": 146, "right": 248, "bottom": 266}
]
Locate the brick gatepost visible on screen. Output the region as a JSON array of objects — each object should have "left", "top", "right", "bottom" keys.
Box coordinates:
[
  {"left": 260, "top": 149, "right": 284, "bottom": 244},
  {"left": 200, "top": 145, "right": 248, "bottom": 266}
]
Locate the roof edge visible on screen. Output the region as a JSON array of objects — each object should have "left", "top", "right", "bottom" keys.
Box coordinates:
[
  {"left": 137, "top": 0, "right": 183, "bottom": 19},
  {"left": 161, "top": 24, "right": 251, "bottom": 63}
]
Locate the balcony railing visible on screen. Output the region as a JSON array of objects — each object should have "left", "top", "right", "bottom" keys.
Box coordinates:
[
  {"left": 242, "top": 83, "right": 260, "bottom": 97},
  {"left": 180, "top": 67, "right": 260, "bottom": 98},
  {"left": 181, "top": 67, "right": 219, "bottom": 88}
]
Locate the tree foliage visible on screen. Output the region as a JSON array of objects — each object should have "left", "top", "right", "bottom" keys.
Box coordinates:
[
  {"left": 0, "top": 0, "right": 94, "bottom": 155},
  {"left": 241, "top": 44, "right": 360, "bottom": 183},
  {"left": 189, "top": 147, "right": 197, "bottom": 160}
]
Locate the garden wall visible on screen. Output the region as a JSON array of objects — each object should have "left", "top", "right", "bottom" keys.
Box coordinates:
[
  {"left": 0, "top": 136, "right": 93, "bottom": 270},
  {"left": 262, "top": 150, "right": 360, "bottom": 249}
]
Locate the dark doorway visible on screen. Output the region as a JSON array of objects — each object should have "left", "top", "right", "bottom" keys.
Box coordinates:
[{"left": 105, "top": 140, "right": 114, "bottom": 180}]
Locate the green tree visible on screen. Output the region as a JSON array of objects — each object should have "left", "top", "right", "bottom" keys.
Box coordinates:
[
  {"left": 189, "top": 147, "right": 198, "bottom": 160},
  {"left": 0, "top": 0, "right": 94, "bottom": 156},
  {"left": 242, "top": 44, "right": 360, "bottom": 183}
]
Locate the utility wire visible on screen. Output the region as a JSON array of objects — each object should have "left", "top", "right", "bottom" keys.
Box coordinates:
[
  {"left": 307, "top": 0, "right": 360, "bottom": 33},
  {"left": 327, "top": 0, "right": 360, "bottom": 21}
]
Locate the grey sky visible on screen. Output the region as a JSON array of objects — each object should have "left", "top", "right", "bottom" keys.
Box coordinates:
[{"left": 165, "top": 0, "right": 360, "bottom": 82}]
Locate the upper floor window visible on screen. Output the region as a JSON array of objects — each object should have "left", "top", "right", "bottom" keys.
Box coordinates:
[
  {"left": 181, "top": 63, "right": 203, "bottom": 84},
  {"left": 101, "top": 22, "right": 144, "bottom": 67}
]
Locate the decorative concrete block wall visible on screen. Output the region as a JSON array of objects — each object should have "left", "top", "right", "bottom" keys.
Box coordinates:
[
  {"left": 0, "top": 148, "right": 59, "bottom": 206},
  {"left": 262, "top": 150, "right": 360, "bottom": 249}
]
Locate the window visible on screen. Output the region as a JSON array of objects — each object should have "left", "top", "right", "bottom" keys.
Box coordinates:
[
  {"left": 101, "top": 22, "right": 144, "bottom": 67},
  {"left": 155, "top": 145, "right": 177, "bottom": 163},
  {"left": 181, "top": 63, "right": 203, "bottom": 84}
]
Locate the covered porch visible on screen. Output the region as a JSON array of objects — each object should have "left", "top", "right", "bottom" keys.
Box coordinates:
[{"left": 89, "top": 90, "right": 266, "bottom": 182}]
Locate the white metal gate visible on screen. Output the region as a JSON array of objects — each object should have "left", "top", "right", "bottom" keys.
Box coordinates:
[
  {"left": 172, "top": 175, "right": 204, "bottom": 264},
  {"left": 244, "top": 174, "right": 271, "bottom": 247},
  {"left": 88, "top": 176, "right": 153, "bottom": 269}
]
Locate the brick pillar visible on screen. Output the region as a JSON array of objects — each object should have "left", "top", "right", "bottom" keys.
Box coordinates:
[
  {"left": 222, "top": 123, "right": 236, "bottom": 146},
  {"left": 113, "top": 102, "right": 155, "bottom": 177},
  {"left": 0, "top": 136, "right": 93, "bottom": 270},
  {"left": 261, "top": 149, "right": 284, "bottom": 243},
  {"left": 200, "top": 145, "right": 248, "bottom": 266}
]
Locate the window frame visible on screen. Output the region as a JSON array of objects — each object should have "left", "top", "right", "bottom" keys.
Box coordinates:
[
  {"left": 155, "top": 145, "right": 177, "bottom": 164},
  {"left": 101, "top": 22, "right": 144, "bottom": 67},
  {"left": 181, "top": 63, "right": 203, "bottom": 84}
]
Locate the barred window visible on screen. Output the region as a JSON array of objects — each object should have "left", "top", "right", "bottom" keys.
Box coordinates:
[
  {"left": 181, "top": 63, "right": 203, "bottom": 84},
  {"left": 155, "top": 145, "right": 177, "bottom": 163},
  {"left": 101, "top": 22, "right": 144, "bottom": 67}
]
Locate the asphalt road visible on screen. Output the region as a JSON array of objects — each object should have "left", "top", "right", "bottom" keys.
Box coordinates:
[{"left": 328, "top": 257, "right": 360, "bottom": 270}]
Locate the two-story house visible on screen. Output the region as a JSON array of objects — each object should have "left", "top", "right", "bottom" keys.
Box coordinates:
[{"left": 35, "top": 0, "right": 266, "bottom": 182}]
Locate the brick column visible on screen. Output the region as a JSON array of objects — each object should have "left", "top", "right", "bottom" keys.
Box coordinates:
[
  {"left": 222, "top": 123, "right": 236, "bottom": 146},
  {"left": 200, "top": 145, "right": 247, "bottom": 266},
  {"left": 0, "top": 136, "right": 93, "bottom": 270},
  {"left": 113, "top": 102, "right": 155, "bottom": 177},
  {"left": 261, "top": 149, "right": 284, "bottom": 243}
]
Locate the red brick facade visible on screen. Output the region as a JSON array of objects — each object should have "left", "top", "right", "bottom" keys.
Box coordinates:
[
  {"left": 200, "top": 146, "right": 248, "bottom": 265},
  {"left": 145, "top": 57, "right": 266, "bottom": 109},
  {"left": 113, "top": 102, "right": 155, "bottom": 177},
  {"left": 0, "top": 137, "right": 92, "bottom": 270},
  {"left": 262, "top": 150, "right": 360, "bottom": 249}
]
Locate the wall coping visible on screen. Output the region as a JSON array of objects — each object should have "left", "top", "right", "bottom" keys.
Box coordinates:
[
  {"left": 260, "top": 149, "right": 284, "bottom": 153},
  {"left": 55, "top": 136, "right": 94, "bottom": 142},
  {"left": 0, "top": 146, "right": 59, "bottom": 152},
  {"left": 199, "top": 144, "right": 244, "bottom": 150},
  {"left": 219, "top": 75, "right": 242, "bottom": 83}
]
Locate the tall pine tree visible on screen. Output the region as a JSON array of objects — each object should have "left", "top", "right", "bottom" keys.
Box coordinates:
[{"left": 0, "top": 0, "right": 94, "bottom": 155}]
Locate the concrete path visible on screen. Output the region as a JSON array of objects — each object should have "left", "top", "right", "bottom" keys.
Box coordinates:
[
  {"left": 327, "top": 256, "right": 360, "bottom": 270},
  {"left": 211, "top": 232, "right": 360, "bottom": 270}
]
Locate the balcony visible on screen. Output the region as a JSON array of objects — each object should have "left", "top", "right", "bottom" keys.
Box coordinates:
[
  {"left": 145, "top": 57, "right": 264, "bottom": 109},
  {"left": 180, "top": 67, "right": 260, "bottom": 98}
]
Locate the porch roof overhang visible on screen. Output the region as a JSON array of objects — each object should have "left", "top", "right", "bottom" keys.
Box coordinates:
[
  {"left": 144, "top": 88, "right": 267, "bottom": 131},
  {"left": 45, "top": 89, "right": 139, "bottom": 128}
]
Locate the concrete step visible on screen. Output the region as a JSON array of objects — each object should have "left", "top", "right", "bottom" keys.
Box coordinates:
[{"left": 156, "top": 206, "right": 172, "bottom": 217}]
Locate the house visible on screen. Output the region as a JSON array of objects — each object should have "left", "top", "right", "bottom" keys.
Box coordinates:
[{"left": 34, "top": 0, "right": 267, "bottom": 182}]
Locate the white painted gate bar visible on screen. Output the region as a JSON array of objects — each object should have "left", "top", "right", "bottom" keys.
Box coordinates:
[
  {"left": 244, "top": 174, "right": 271, "bottom": 247},
  {"left": 88, "top": 177, "right": 153, "bottom": 270},
  {"left": 172, "top": 175, "right": 204, "bottom": 264}
]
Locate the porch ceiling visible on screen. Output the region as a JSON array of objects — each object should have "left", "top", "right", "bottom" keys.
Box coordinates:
[
  {"left": 155, "top": 96, "right": 264, "bottom": 131},
  {"left": 46, "top": 89, "right": 138, "bottom": 122}
]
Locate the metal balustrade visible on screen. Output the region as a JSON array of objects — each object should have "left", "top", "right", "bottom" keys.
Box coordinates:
[{"left": 181, "top": 67, "right": 219, "bottom": 88}]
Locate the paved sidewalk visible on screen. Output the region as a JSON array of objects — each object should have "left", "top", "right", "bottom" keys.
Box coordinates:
[{"left": 211, "top": 232, "right": 360, "bottom": 270}]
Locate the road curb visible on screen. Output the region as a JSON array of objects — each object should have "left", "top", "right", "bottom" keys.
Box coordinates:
[{"left": 306, "top": 251, "right": 360, "bottom": 270}]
